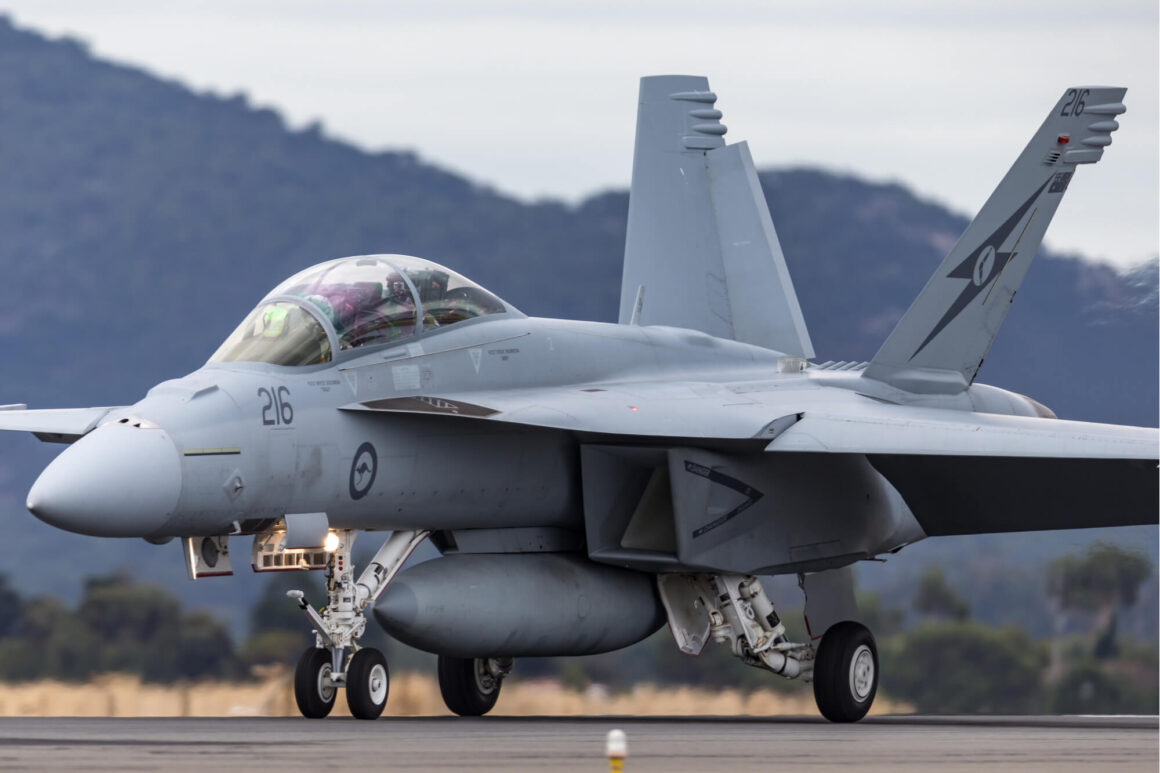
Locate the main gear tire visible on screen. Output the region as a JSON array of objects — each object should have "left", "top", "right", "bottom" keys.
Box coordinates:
[
  {"left": 813, "top": 620, "right": 878, "bottom": 723},
  {"left": 346, "top": 648, "right": 390, "bottom": 720},
  {"left": 437, "top": 655, "right": 504, "bottom": 716},
  {"left": 294, "top": 647, "right": 336, "bottom": 719}
]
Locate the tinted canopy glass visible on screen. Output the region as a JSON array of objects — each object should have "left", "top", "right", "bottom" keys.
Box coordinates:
[
  {"left": 273, "top": 256, "right": 419, "bottom": 350},
  {"left": 210, "top": 255, "right": 513, "bottom": 367},
  {"left": 271, "top": 255, "right": 509, "bottom": 349},
  {"left": 210, "top": 301, "right": 332, "bottom": 366}
]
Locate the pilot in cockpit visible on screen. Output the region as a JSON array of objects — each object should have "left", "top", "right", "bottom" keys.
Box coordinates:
[
  {"left": 385, "top": 275, "right": 413, "bottom": 310},
  {"left": 210, "top": 255, "right": 509, "bottom": 367}
]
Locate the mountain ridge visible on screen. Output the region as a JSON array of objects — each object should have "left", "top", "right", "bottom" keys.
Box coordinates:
[{"left": 0, "top": 15, "right": 1154, "bottom": 630}]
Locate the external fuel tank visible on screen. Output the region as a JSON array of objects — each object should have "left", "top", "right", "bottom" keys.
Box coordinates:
[{"left": 373, "top": 553, "right": 665, "bottom": 658}]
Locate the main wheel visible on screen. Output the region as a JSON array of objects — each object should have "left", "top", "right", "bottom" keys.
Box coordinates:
[
  {"left": 437, "top": 656, "right": 504, "bottom": 716},
  {"left": 812, "top": 620, "right": 878, "bottom": 723},
  {"left": 294, "top": 647, "right": 336, "bottom": 719},
  {"left": 346, "top": 648, "right": 390, "bottom": 720}
]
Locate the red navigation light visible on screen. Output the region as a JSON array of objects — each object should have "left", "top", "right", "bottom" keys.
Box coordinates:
[{"left": 1057, "top": 134, "right": 1070, "bottom": 144}]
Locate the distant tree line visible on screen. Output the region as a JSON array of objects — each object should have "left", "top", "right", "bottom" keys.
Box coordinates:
[
  {"left": 0, "top": 543, "right": 1154, "bottom": 715},
  {"left": 0, "top": 571, "right": 237, "bottom": 682}
]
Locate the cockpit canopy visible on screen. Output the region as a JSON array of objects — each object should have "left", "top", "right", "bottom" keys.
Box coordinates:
[{"left": 210, "top": 255, "right": 514, "bottom": 366}]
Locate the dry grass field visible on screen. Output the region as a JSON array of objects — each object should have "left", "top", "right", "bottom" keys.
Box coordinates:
[{"left": 0, "top": 668, "right": 910, "bottom": 718}]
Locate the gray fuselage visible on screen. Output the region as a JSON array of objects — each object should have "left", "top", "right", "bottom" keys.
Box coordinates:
[{"left": 28, "top": 313, "right": 1044, "bottom": 571}]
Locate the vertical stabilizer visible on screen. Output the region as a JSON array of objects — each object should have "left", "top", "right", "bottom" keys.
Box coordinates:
[
  {"left": 864, "top": 87, "right": 1127, "bottom": 393},
  {"left": 618, "top": 75, "right": 814, "bottom": 358}
]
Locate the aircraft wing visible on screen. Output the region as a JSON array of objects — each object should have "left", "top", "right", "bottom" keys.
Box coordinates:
[
  {"left": 766, "top": 407, "right": 1156, "bottom": 458},
  {"left": 768, "top": 408, "right": 1158, "bottom": 535},
  {"left": 345, "top": 390, "right": 1157, "bottom": 535},
  {"left": 343, "top": 386, "right": 1158, "bottom": 455},
  {"left": 0, "top": 405, "right": 122, "bottom": 443}
]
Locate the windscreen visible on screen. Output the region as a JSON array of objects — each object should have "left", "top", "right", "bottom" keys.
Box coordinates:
[{"left": 210, "top": 301, "right": 333, "bottom": 366}]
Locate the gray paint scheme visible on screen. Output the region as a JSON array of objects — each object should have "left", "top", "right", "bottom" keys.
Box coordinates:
[
  {"left": 618, "top": 75, "right": 813, "bottom": 358},
  {"left": 0, "top": 77, "right": 1155, "bottom": 668},
  {"left": 579, "top": 444, "right": 924, "bottom": 576}
]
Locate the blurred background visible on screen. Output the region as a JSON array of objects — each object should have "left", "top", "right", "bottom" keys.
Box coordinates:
[{"left": 0, "top": 2, "right": 1155, "bottom": 715}]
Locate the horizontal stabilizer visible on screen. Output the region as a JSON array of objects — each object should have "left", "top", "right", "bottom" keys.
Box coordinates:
[
  {"left": 864, "top": 86, "right": 1127, "bottom": 393},
  {"left": 619, "top": 75, "right": 813, "bottom": 357}
]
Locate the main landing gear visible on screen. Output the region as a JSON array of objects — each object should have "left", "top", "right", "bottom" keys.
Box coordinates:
[
  {"left": 437, "top": 655, "right": 512, "bottom": 716},
  {"left": 287, "top": 529, "right": 429, "bottom": 720},
  {"left": 657, "top": 572, "right": 879, "bottom": 722},
  {"left": 812, "top": 620, "right": 878, "bottom": 722}
]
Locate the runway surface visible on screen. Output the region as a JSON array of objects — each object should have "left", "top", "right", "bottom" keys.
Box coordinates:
[{"left": 0, "top": 715, "right": 1154, "bottom": 771}]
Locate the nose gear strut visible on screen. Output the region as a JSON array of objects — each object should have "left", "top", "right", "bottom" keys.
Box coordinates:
[{"left": 287, "top": 528, "right": 429, "bottom": 719}]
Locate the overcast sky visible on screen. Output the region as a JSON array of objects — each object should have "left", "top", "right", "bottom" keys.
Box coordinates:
[{"left": 4, "top": 1, "right": 1157, "bottom": 269}]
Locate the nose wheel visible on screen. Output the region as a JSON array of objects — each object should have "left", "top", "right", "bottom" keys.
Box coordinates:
[
  {"left": 294, "top": 648, "right": 337, "bottom": 719},
  {"left": 293, "top": 646, "right": 391, "bottom": 720},
  {"left": 346, "top": 648, "right": 390, "bottom": 720}
]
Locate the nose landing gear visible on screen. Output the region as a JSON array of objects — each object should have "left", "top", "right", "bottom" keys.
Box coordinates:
[
  {"left": 287, "top": 529, "right": 429, "bottom": 720},
  {"left": 346, "top": 648, "right": 390, "bottom": 720},
  {"left": 294, "top": 647, "right": 337, "bottom": 718}
]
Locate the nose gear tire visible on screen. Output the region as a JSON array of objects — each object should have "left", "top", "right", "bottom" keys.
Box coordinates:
[
  {"left": 437, "top": 655, "right": 503, "bottom": 716},
  {"left": 294, "top": 647, "right": 336, "bottom": 719},
  {"left": 346, "top": 648, "right": 390, "bottom": 720},
  {"left": 812, "top": 620, "right": 878, "bottom": 723}
]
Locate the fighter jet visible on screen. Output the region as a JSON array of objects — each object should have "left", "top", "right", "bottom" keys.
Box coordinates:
[{"left": 1, "top": 76, "right": 1155, "bottom": 722}]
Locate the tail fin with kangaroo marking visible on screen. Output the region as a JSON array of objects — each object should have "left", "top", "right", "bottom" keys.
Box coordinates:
[{"left": 863, "top": 87, "right": 1126, "bottom": 394}]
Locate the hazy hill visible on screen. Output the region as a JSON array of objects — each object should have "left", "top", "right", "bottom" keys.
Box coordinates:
[{"left": 0, "top": 16, "right": 1154, "bottom": 632}]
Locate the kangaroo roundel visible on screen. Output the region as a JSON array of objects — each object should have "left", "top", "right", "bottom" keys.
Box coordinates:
[
  {"left": 349, "top": 442, "right": 377, "bottom": 500},
  {"left": 972, "top": 246, "right": 996, "bottom": 286}
]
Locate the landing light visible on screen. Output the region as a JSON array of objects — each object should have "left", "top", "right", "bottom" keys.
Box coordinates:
[{"left": 323, "top": 532, "right": 340, "bottom": 553}]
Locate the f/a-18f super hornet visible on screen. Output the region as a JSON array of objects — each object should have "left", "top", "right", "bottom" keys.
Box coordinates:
[{"left": 1, "top": 76, "right": 1155, "bottom": 722}]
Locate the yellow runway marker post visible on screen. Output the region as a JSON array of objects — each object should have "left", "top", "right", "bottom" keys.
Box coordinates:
[{"left": 606, "top": 728, "right": 627, "bottom": 772}]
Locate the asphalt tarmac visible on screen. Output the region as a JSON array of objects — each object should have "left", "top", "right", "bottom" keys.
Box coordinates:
[{"left": 0, "top": 715, "right": 1154, "bottom": 771}]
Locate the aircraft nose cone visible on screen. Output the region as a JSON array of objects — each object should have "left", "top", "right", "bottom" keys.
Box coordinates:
[{"left": 26, "top": 423, "right": 182, "bottom": 537}]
